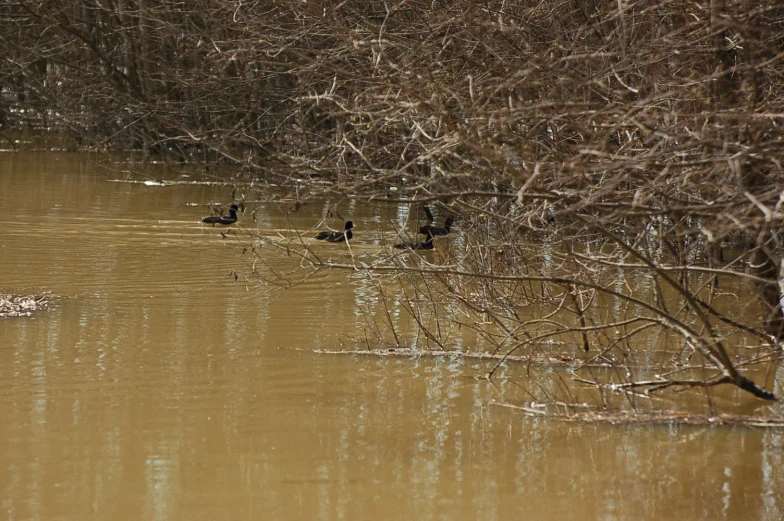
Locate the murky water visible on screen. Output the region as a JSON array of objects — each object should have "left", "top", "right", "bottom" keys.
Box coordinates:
[{"left": 1, "top": 152, "right": 782, "bottom": 520}]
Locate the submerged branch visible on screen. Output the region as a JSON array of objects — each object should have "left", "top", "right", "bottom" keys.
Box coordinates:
[{"left": 492, "top": 403, "right": 784, "bottom": 428}]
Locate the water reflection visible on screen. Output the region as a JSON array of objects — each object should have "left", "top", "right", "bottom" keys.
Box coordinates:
[{"left": 0, "top": 152, "right": 782, "bottom": 520}]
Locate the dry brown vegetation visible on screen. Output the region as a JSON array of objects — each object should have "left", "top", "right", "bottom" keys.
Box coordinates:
[
  {"left": 3, "top": 0, "right": 784, "bottom": 406},
  {"left": 0, "top": 293, "right": 49, "bottom": 318}
]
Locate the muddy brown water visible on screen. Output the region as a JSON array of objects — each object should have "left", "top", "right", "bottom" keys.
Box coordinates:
[{"left": 0, "top": 152, "right": 782, "bottom": 520}]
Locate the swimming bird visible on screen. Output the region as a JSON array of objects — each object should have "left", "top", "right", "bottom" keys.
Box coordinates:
[
  {"left": 395, "top": 230, "right": 435, "bottom": 250},
  {"left": 419, "top": 216, "right": 454, "bottom": 236},
  {"left": 202, "top": 204, "right": 239, "bottom": 225},
  {"left": 315, "top": 220, "right": 354, "bottom": 242}
]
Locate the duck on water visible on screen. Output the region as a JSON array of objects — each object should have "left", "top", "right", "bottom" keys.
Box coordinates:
[
  {"left": 315, "top": 221, "right": 354, "bottom": 242},
  {"left": 202, "top": 204, "right": 239, "bottom": 225},
  {"left": 394, "top": 230, "right": 435, "bottom": 250},
  {"left": 419, "top": 216, "right": 454, "bottom": 237}
]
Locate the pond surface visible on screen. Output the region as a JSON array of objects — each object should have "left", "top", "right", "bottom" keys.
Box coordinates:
[{"left": 0, "top": 152, "right": 782, "bottom": 520}]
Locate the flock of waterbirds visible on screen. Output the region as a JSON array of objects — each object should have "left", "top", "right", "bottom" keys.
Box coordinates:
[{"left": 202, "top": 204, "right": 454, "bottom": 250}]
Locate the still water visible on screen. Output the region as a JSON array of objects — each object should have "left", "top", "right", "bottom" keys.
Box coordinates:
[{"left": 0, "top": 152, "right": 782, "bottom": 520}]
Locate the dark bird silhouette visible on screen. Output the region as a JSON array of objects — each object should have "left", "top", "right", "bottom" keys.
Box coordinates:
[
  {"left": 202, "top": 204, "right": 239, "bottom": 225},
  {"left": 315, "top": 220, "right": 354, "bottom": 242},
  {"left": 419, "top": 216, "right": 454, "bottom": 236},
  {"left": 395, "top": 230, "right": 435, "bottom": 250}
]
